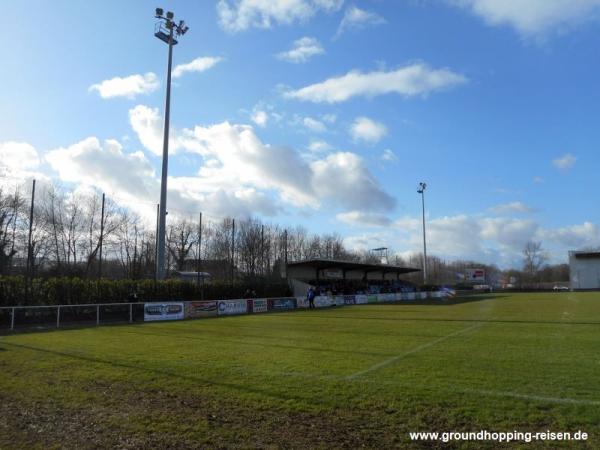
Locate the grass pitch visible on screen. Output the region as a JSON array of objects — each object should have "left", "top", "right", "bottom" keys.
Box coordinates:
[{"left": 1, "top": 292, "right": 599, "bottom": 449}]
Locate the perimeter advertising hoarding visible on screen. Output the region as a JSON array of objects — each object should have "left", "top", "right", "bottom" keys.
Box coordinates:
[
  {"left": 355, "top": 295, "right": 368, "bottom": 304},
  {"left": 405, "top": 292, "right": 416, "bottom": 301},
  {"left": 218, "top": 300, "right": 248, "bottom": 316},
  {"left": 384, "top": 293, "right": 396, "bottom": 302},
  {"left": 252, "top": 299, "right": 268, "bottom": 313},
  {"left": 377, "top": 294, "right": 386, "bottom": 302},
  {"left": 419, "top": 292, "right": 428, "bottom": 300},
  {"left": 315, "top": 296, "right": 332, "bottom": 308},
  {"left": 296, "top": 297, "right": 309, "bottom": 308},
  {"left": 333, "top": 296, "right": 345, "bottom": 306},
  {"left": 187, "top": 301, "right": 218, "bottom": 318},
  {"left": 271, "top": 298, "right": 297, "bottom": 311},
  {"left": 367, "top": 295, "right": 378, "bottom": 303},
  {"left": 144, "top": 302, "right": 185, "bottom": 322},
  {"left": 344, "top": 295, "right": 356, "bottom": 305}
]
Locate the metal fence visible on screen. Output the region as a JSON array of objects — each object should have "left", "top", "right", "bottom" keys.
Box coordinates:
[{"left": 0, "top": 302, "right": 148, "bottom": 332}]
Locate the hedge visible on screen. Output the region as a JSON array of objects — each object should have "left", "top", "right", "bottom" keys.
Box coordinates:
[{"left": 0, "top": 276, "right": 291, "bottom": 307}]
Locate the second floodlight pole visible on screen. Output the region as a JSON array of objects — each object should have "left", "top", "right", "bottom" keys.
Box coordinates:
[{"left": 156, "top": 23, "right": 174, "bottom": 280}]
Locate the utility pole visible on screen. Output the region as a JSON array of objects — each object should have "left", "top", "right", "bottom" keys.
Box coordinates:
[
  {"left": 153, "top": 8, "right": 189, "bottom": 280},
  {"left": 25, "top": 180, "right": 36, "bottom": 302},
  {"left": 417, "top": 182, "right": 428, "bottom": 284},
  {"left": 260, "top": 224, "right": 264, "bottom": 276},
  {"left": 155, "top": 203, "right": 160, "bottom": 281},
  {"left": 98, "top": 193, "right": 105, "bottom": 278},
  {"left": 197, "top": 212, "right": 202, "bottom": 286},
  {"left": 284, "top": 229, "right": 288, "bottom": 279},
  {"left": 231, "top": 219, "right": 235, "bottom": 286},
  {"left": 26, "top": 180, "right": 36, "bottom": 278}
]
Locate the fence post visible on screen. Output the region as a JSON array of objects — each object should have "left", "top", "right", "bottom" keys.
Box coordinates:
[
  {"left": 11, "top": 307, "right": 15, "bottom": 331},
  {"left": 96, "top": 305, "right": 100, "bottom": 326},
  {"left": 129, "top": 303, "right": 133, "bottom": 323},
  {"left": 56, "top": 306, "right": 61, "bottom": 328}
]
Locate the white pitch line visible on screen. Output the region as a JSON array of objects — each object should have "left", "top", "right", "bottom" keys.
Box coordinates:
[
  {"left": 458, "top": 387, "right": 600, "bottom": 406},
  {"left": 347, "top": 322, "right": 486, "bottom": 379}
]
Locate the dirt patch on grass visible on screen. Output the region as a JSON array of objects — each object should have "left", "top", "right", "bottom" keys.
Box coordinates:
[{"left": 0, "top": 386, "right": 412, "bottom": 449}]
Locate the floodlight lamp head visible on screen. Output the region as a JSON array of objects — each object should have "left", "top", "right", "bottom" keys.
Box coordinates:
[
  {"left": 166, "top": 11, "right": 174, "bottom": 19},
  {"left": 155, "top": 7, "right": 163, "bottom": 17}
]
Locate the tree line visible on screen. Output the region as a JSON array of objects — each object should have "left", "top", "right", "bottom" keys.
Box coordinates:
[{"left": 0, "top": 181, "right": 570, "bottom": 285}]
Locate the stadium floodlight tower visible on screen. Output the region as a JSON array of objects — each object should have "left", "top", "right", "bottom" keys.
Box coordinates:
[
  {"left": 153, "top": 8, "right": 189, "bottom": 280},
  {"left": 417, "top": 182, "right": 428, "bottom": 284}
]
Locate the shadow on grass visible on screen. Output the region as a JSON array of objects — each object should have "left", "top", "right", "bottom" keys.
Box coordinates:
[{"left": 1, "top": 341, "right": 323, "bottom": 404}]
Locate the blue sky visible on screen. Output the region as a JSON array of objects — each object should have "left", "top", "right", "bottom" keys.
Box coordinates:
[{"left": 1, "top": 0, "right": 600, "bottom": 267}]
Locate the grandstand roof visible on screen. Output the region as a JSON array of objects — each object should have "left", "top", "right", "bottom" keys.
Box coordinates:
[{"left": 287, "top": 258, "right": 420, "bottom": 275}]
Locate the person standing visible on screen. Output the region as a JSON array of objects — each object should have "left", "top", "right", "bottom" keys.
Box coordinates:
[{"left": 307, "top": 286, "right": 316, "bottom": 309}]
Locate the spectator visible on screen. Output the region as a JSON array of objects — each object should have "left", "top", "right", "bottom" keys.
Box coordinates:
[{"left": 307, "top": 286, "right": 316, "bottom": 309}]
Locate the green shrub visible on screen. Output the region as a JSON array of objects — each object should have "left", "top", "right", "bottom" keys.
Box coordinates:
[{"left": 0, "top": 276, "right": 291, "bottom": 307}]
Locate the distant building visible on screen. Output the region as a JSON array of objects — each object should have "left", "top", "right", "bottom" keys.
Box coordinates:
[{"left": 569, "top": 251, "right": 600, "bottom": 290}]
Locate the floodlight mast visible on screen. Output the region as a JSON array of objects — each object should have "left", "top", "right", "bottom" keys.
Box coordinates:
[
  {"left": 417, "top": 182, "right": 428, "bottom": 284},
  {"left": 154, "top": 8, "right": 189, "bottom": 280}
]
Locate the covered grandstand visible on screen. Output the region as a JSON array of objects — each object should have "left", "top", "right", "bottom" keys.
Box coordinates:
[{"left": 286, "top": 259, "right": 420, "bottom": 297}]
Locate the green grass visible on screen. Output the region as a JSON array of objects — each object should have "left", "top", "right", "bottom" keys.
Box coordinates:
[{"left": 1, "top": 292, "right": 599, "bottom": 449}]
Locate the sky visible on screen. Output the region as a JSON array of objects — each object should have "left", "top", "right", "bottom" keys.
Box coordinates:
[{"left": 1, "top": 0, "right": 600, "bottom": 268}]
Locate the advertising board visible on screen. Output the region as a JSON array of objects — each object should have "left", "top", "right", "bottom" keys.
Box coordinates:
[
  {"left": 271, "top": 298, "right": 297, "bottom": 311},
  {"left": 355, "top": 295, "right": 368, "bottom": 304},
  {"left": 466, "top": 268, "right": 486, "bottom": 283},
  {"left": 405, "top": 292, "right": 416, "bottom": 301},
  {"left": 344, "top": 295, "right": 356, "bottom": 305},
  {"left": 252, "top": 299, "right": 268, "bottom": 313},
  {"left": 218, "top": 300, "right": 248, "bottom": 316},
  {"left": 296, "top": 297, "right": 309, "bottom": 308},
  {"left": 367, "top": 295, "right": 378, "bottom": 303},
  {"left": 144, "top": 302, "right": 185, "bottom": 322},
  {"left": 186, "top": 301, "right": 218, "bottom": 318},
  {"left": 315, "top": 296, "right": 332, "bottom": 308}
]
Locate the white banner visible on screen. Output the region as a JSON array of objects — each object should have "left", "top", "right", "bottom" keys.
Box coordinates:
[
  {"left": 144, "top": 302, "right": 184, "bottom": 322},
  {"left": 218, "top": 300, "right": 248, "bottom": 316}
]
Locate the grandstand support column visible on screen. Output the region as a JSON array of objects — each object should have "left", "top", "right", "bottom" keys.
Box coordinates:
[{"left": 231, "top": 219, "right": 235, "bottom": 286}]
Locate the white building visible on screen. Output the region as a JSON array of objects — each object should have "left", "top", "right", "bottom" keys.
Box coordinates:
[{"left": 569, "top": 251, "right": 600, "bottom": 290}]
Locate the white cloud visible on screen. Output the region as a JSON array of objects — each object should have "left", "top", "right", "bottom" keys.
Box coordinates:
[
  {"left": 284, "top": 63, "right": 467, "bottom": 103},
  {"left": 303, "top": 117, "right": 327, "bottom": 133},
  {"left": 336, "top": 5, "right": 385, "bottom": 36},
  {"left": 45, "top": 137, "right": 157, "bottom": 204},
  {"left": 251, "top": 109, "right": 269, "bottom": 127},
  {"left": 533, "top": 176, "right": 544, "bottom": 183},
  {"left": 277, "top": 37, "right": 324, "bottom": 63},
  {"left": 539, "top": 222, "right": 600, "bottom": 249},
  {"left": 552, "top": 153, "right": 577, "bottom": 170},
  {"left": 490, "top": 201, "right": 535, "bottom": 214},
  {"left": 89, "top": 73, "right": 159, "bottom": 99},
  {"left": 336, "top": 211, "right": 392, "bottom": 227},
  {"left": 310, "top": 152, "right": 396, "bottom": 211},
  {"left": 172, "top": 56, "right": 223, "bottom": 79},
  {"left": 381, "top": 149, "right": 397, "bottom": 162},
  {"left": 350, "top": 117, "right": 387, "bottom": 144},
  {"left": 308, "top": 140, "right": 332, "bottom": 152},
  {"left": 448, "top": 0, "right": 600, "bottom": 36},
  {"left": 0, "top": 142, "right": 40, "bottom": 171},
  {"left": 217, "top": 0, "right": 344, "bottom": 32}
]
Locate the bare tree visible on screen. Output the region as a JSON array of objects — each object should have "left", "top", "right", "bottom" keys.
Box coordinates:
[{"left": 522, "top": 240, "right": 547, "bottom": 282}]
